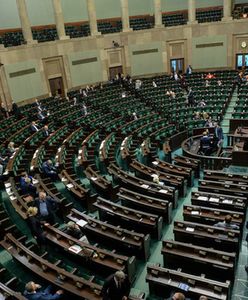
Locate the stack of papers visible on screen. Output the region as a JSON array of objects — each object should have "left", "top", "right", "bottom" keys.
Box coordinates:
[
  {"left": 141, "top": 184, "right": 149, "bottom": 189},
  {"left": 159, "top": 189, "right": 168, "bottom": 194},
  {"left": 198, "top": 196, "right": 208, "bottom": 201},
  {"left": 76, "top": 220, "right": 88, "bottom": 227},
  {"left": 66, "top": 183, "right": 74, "bottom": 189},
  {"left": 186, "top": 227, "right": 195, "bottom": 232},
  {"left": 68, "top": 244, "right": 82, "bottom": 254}
]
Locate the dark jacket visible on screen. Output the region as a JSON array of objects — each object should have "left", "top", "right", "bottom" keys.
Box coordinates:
[
  {"left": 101, "top": 274, "right": 130, "bottom": 300},
  {"left": 27, "top": 215, "right": 45, "bottom": 244},
  {"left": 23, "top": 285, "right": 62, "bottom": 300}
]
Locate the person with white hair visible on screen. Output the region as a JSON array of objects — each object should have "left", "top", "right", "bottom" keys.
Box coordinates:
[
  {"left": 102, "top": 270, "right": 130, "bottom": 300},
  {"left": 151, "top": 174, "right": 164, "bottom": 186}
]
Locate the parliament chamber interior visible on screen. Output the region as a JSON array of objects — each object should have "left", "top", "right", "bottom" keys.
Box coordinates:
[{"left": 1, "top": 0, "right": 248, "bottom": 299}]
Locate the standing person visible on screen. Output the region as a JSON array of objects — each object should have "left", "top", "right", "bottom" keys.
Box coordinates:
[
  {"left": 187, "top": 88, "right": 194, "bottom": 107},
  {"left": 34, "top": 191, "right": 59, "bottom": 224},
  {"left": 101, "top": 271, "right": 130, "bottom": 300},
  {"left": 23, "top": 281, "right": 63, "bottom": 300},
  {"left": 186, "top": 65, "right": 193, "bottom": 76},
  {"left": 213, "top": 122, "right": 224, "bottom": 147},
  {"left": 26, "top": 207, "right": 46, "bottom": 246}
]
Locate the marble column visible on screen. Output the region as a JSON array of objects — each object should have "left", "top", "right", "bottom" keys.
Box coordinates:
[
  {"left": 187, "top": 0, "right": 197, "bottom": 24},
  {"left": 86, "top": 0, "right": 100, "bottom": 36},
  {"left": 120, "top": 0, "right": 132, "bottom": 32},
  {"left": 154, "top": 0, "right": 163, "bottom": 28},
  {"left": 52, "top": 0, "right": 69, "bottom": 40},
  {"left": 222, "top": 0, "right": 233, "bottom": 21},
  {"left": 0, "top": 65, "right": 12, "bottom": 113},
  {"left": 16, "top": 0, "right": 36, "bottom": 44}
]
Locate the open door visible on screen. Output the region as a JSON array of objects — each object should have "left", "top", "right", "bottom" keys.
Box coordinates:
[
  {"left": 109, "top": 66, "right": 123, "bottom": 80},
  {"left": 49, "top": 77, "right": 64, "bottom": 97}
]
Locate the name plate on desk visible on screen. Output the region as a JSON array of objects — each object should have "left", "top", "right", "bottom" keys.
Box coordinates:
[
  {"left": 223, "top": 199, "right": 233, "bottom": 204},
  {"left": 186, "top": 227, "right": 195, "bottom": 232},
  {"left": 209, "top": 197, "right": 219, "bottom": 202},
  {"left": 159, "top": 189, "right": 168, "bottom": 194},
  {"left": 191, "top": 211, "right": 200, "bottom": 215}
]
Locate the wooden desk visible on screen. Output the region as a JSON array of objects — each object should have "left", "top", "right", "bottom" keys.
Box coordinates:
[
  {"left": 162, "top": 240, "right": 236, "bottom": 281},
  {"left": 146, "top": 265, "right": 230, "bottom": 300}
]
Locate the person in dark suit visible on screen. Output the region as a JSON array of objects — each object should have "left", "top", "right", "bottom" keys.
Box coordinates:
[
  {"left": 12, "top": 102, "right": 22, "bottom": 119},
  {"left": 42, "top": 125, "right": 50, "bottom": 137},
  {"left": 213, "top": 122, "right": 224, "bottom": 148},
  {"left": 101, "top": 270, "right": 130, "bottom": 300},
  {"left": 42, "top": 160, "right": 58, "bottom": 180},
  {"left": 30, "top": 121, "right": 39, "bottom": 132},
  {"left": 26, "top": 207, "right": 46, "bottom": 246},
  {"left": 34, "top": 191, "right": 59, "bottom": 224},
  {"left": 20, "top": 171, "right": 37, "bottom": 197},
  {"left": 187, "top": 88, "right": 194, "bottom": 107},
  {"left": 23, "top": 281, "right": 63, "bottom": 300},
  {"left": 199, "top": 131, "right": 212, "bottom": 155}
]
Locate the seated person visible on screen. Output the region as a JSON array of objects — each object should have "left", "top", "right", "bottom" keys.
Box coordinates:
[
  {"left": 6, "top": 142, "right": 18, "bottom": 158},
  {"left": 20, "top": 171, "right": 37, "bottom": 197},
  {"left": 151, "top": 174, "right": 164, "bottom": 186},
  {"left": 64, "top": 221, "right": 88, "bottom": 242},
  {"left": 214, "top": 215, "right": 239, "bottom": 230},
  {"left": 0, "top": 153, "right": 8, "bottom": 176},
  {"left": 30, "top": 121, "right": 39, "bottom": 132},
  {"left": 42, "top": 160, "right": 58, "bottom": 180},
  {"left": 23, "top": 281, "right": 63, "bottom": 300},
  {"left": 42, "top": 125, "right": 50, "bottom": 137}
]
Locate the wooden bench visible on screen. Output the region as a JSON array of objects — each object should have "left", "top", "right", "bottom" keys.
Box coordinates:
[
  {"left": 161, "top": 240, "right": 236, "bottom": 281},
  {"left": 199, "top": 179, "right": 248, "bottom": 199},
  {"left": 44, "top": 224, "right": 136, "bottom": 283},
  {"left": 203, "top": 170, "right": 248, "bottom": 185},
  {"left": 183, "top": 205, "right": 244, "bottom": 228},
  {"left": 94, "top": 197, "right": 163, "bottom": 239},
  {"left": 130, "top": 160, "right": 186, "bottom": 197},
  {"left": 173, "top": 220, "right": 240, "bottom": 253},
  {"left": 146, "top": 265, "right": 230, "bottom": 300},
  {"left": 108, "top": 163, "right": 178, "bottom": 208},
  {"left": 1, "top": 233, "right": 102, "bottom": 300},
  {"left": 191, "top": 191, "right": 246, "bottom": 213},
  {"left": 67, "top": 208, "right": 150, "bottom": 260},
  {"left": 173, "top": 155, "right": 200, "bottom": 178},
  {"left": 117, "top": 187, "right": 172, "bottom": 224},
  {"left": 59, "top": 170, "right": 96, "bottom": 212},
  {"left": 152, "top": 158, "right": 194, "bottom": 187}
]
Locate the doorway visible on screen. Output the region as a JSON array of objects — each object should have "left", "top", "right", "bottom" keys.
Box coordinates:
[
  {"left": 109, "top": 66, "right": 123, "bottom": 80},
  {"left": 170, "top": 58, "right": 184, "bottom": 74},
  {"left": 236, "top": 53, "right": 248, "bottom": 69},
  {"left": 49, "top": 77, "right": 64, "bottom": 97}
]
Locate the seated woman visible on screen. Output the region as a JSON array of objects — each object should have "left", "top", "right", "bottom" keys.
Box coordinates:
[{"left": 20, "top": 171, "right": 37, "bottom": 197}]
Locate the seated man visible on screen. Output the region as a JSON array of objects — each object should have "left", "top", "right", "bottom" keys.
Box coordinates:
[
  {"left": 30, "top": 121, "right": 39, "bottom": 132},
  {"left": 34, "top": 191, "right": 60, "bottom": 224},
  {"left": 64, "top": 221, "right": 88, "bottom": 242},
  {"left": 42, "top": 125, "right": 50, "bottom": 137},
  {"left": 20, "top": 171, "right": 37, "bottom": 197},
  {"left": 23, "top": 281, "right": 63, "bottom": 300},
  {"left": 42, "top": 160, "right": 58, "bottom": 180},
  {"left": 214, "top": 215, "right": 239, "bottom": 230}
]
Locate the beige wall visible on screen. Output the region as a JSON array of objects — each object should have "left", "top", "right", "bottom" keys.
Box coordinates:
[{"left": 1, "top": 19, "right": 248, "bottom": 104}]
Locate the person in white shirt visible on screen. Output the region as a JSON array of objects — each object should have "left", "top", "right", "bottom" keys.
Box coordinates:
[{"left": 152, "top": 80, "right": 157, "bottom": 88}]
